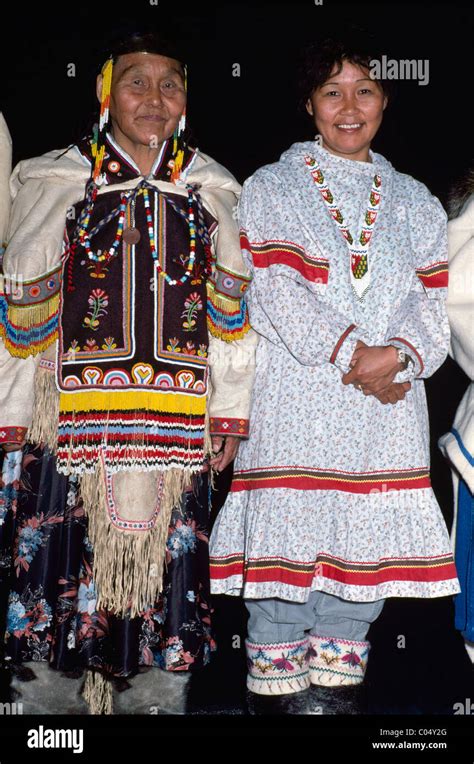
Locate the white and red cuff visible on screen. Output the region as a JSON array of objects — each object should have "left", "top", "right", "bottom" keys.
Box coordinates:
[
  {"left": 0, "top": 426, "right": 27, "bottom": 446},
  {"left": 330, "top": 324, "right": 370, "bottom": 373},
  {"left": 209, "top": 417, "right": 249, "bottom": 438}
]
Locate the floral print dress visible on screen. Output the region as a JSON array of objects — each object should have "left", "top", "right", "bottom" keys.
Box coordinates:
[
  {"left": 209, "top": 140, "right": 460, "bottom": 604},
  {"left": 0, "top": 444, "right": 215, "bottom": 680}
]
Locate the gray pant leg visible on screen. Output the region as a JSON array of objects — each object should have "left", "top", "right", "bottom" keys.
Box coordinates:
[
  {"left": 245, "top": 597, "right": 315, "bottom": 644},
  {"left": 308, "top": 590, "right": 385, "bottom": 642}
]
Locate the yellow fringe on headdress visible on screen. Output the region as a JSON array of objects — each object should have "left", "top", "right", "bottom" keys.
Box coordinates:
[
  {"left": 92, "top": 57, "right": 113, "bottom": 183},
  {"left": 79, "top": 461, "right": 199, "bottom": 618},
  {"left": 170, "top": 149, "right": 185, "bottom": 183},
  {"left": 170, "top": 64, "right": 187, "bottom": 182}
]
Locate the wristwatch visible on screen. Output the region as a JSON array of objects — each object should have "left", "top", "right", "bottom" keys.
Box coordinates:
[{"left": 395, "top": 347, "right": 413, "bottom": 370}]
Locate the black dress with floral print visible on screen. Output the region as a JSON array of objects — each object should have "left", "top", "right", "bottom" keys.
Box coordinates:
[{"left": 0, "top": 444, "right": 215, "bottom": 680}]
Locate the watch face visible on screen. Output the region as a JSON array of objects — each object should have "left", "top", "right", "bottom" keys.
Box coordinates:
[{"left": 396, "top": 349, "right": 408, "bottom": 368}]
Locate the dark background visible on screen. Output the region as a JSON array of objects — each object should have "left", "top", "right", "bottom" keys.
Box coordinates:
[{"left": 1, "top": 0, "right": 473, "bottom": 719}]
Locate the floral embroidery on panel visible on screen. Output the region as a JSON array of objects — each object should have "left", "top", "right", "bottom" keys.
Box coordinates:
[
  {"left": 82, "top": 288, "right": 109, "bottom": 331},
  {"left": 182, "top": 292, "right": 203, "bottom": 332}
]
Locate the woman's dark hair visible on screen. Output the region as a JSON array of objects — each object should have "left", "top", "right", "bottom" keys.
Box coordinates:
[
  {"left": 447, "top": 167, "right": 474, "bottom": 220},
  {"left": 103, "top": 30, "right": 187, "bottom": 78},
  {"left": 296, "top": 32, "right": 395, "bottom": 111}
]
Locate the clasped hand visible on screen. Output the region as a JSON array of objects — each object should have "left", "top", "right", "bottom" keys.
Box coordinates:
[
  {"left": 342, "top": 341, "right": 411, "bottom": 405},
  {"left": 209, "top": 435, "right": 241, "bottom": 472}
]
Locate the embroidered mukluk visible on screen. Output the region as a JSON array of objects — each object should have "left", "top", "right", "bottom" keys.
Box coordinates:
[{"left": 209, "top": 140, "right": 460, "bottom": 604}]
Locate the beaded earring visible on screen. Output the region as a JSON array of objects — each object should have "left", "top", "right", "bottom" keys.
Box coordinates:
[
  {"left": 74, "top": 55, "right": 115, "bottom": 273},
  {"left": 92, "top": 56, "right": 114, "bottom": 184},
  {"left": 171, "top": 64, "right": 187, "bottom": 182}
]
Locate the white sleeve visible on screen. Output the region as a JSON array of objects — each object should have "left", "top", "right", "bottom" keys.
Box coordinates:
[
  {"left": 446, "top": 197, "right": 474, "bottom": 381},
  {"left": 385, "top": 181, "right": 450, "bottom": 380}
]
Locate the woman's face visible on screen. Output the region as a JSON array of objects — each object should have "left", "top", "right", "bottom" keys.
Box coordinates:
[
  {"left": 306, "top": 59, "right": 387, "bottom": 162},
  {"left": 97, "top": 52, "right": 186, "bottom": 153}
]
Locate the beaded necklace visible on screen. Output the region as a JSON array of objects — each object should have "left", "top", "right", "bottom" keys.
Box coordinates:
[
  {"left": 304, "top": 154, "right": 382, "bottom": 301},
  {"left": 78, "top": 190, "right": 127, "bottom": 263},
  {"left": 77, "top": 184, "right": 198, "bottom": 287},
  {"left": 144, "top": 186, "right": 197, "bottom": 286}
]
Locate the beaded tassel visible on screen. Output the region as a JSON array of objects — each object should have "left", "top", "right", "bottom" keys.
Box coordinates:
[
  {"left": 171, "top": 65, "right": 187, "bottom": 182},
  {"left": 92, "top": 57, "right": 114, "bottom": 184}
]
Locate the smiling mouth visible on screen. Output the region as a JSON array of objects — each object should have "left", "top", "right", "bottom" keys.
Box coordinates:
[
  {"left": 138, "top": 115, "right": 166, "bottom": 122},
  {"left": 335, "top": 123, "right": 363, "bottom": 130}
]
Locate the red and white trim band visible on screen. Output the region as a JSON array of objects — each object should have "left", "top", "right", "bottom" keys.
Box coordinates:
[
  {"left": 330, "top": 324, "right": 357, "bottom": 365},
  {"left": 231, "top": 466, "right": 431, "bottom": 494},
  {"left": 240, "top": 233, "right": 329, "bottom": 284},
  {"left": 416, "top": 262, "right": 449, "bottom": 289},
  {"left": 210, "top": 551, "right": 458, "bottom": 589},
  {"left": 210, "top": 417, "right": 249, "bottom": 437}
]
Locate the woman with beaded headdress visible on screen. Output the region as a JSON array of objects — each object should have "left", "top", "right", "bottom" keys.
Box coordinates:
[
  {"left": 209, "top": 34, "right": 460, "bottom": 714},
  {"left": 0, "top": 31, "right": 256, "bottom": 714}
]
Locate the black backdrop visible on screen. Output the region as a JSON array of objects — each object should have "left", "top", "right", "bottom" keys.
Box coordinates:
[{"left": 0, "top": 0, "right": 473, "bottom": 723}]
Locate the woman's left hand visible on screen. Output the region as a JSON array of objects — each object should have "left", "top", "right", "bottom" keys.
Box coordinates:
[
  {"left": 342, "top": 345, "right": 401, "bottom": 394},
  {"left": 209, "top": 436, "right": 241, "bottom": 472}
]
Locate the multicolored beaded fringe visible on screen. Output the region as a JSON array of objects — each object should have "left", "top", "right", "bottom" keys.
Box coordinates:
[
  {"left": 246, "top": 638, "right": 310, "bottom": 696},
  {"left": 206, "top": 277, "right": 250, "bottom": 342},
  {"left": 0, "top": 292, "right": 59, "bottom": 358},
  {"left": 57, "top": 389, "right": 206, "bottom": 474},
  {"left": 308, "top": 634, "right": 370, "bottom": 686}
]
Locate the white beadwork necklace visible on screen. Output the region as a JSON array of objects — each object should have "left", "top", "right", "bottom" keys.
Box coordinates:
[{"left": 304, "top": 153, "right": 382, "bottom": 301}]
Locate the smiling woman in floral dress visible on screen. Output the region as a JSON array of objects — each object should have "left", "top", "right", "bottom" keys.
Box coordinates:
[{"left": 209, "top": 36, "right": 460, "bottom": 714}]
